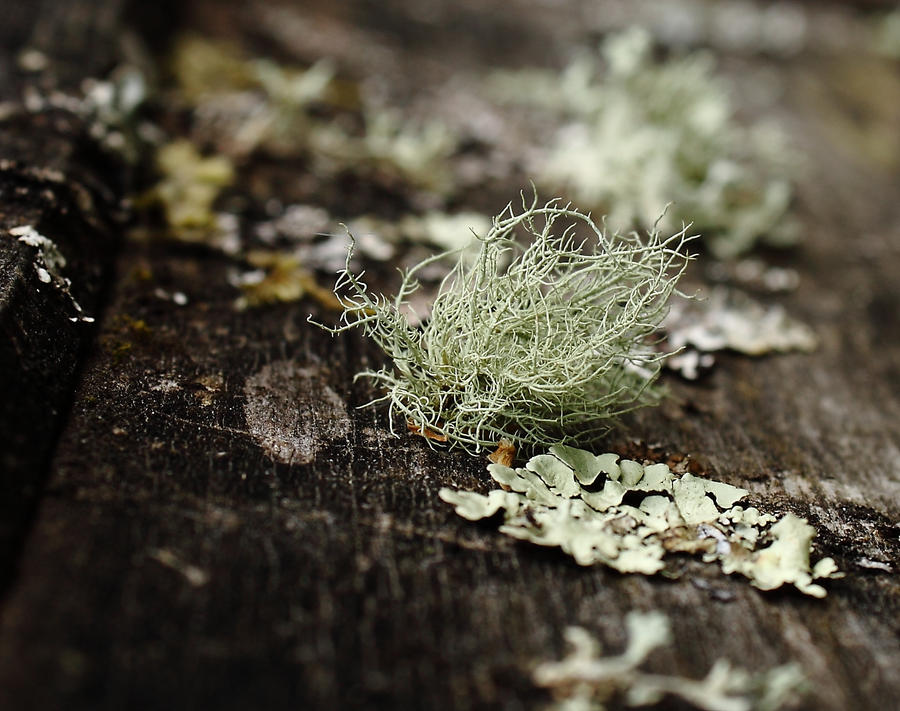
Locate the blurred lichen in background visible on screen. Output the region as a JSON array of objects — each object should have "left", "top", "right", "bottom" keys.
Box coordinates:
[
  {"left": 533, "top": 611, "right": 807, "bottom": 711},
  {"left": 169, "top": 35, "right": 460, "bottom": 196},
  {"left": 489, "top": 27, "right": 797, "bottom": 259}
]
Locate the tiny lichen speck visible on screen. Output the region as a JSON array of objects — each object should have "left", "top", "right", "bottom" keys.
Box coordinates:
[{"left": 314, "top": 195, "right": 692, "bottom": 452}]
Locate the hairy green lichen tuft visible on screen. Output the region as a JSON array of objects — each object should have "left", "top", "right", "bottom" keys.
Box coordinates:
[{"left": 316, "top": 195, "right": 692, "bottom": 452}]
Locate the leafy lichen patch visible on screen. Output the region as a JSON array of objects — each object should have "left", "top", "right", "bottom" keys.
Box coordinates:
[
  {"left": 714, "top": 513, "right": 842, "bottom": 599},
  {"left": 232, "top": 250, "right": 342, "bottom": 310},
  {"left": 144, "top": 140, "right": 235, "bottom": 239},
  {"left": 170, "top": 35, "right": 461, "bottom": 196},
  {"left": 440, "top": 446, "right": 839, "bottom": 596},
  {"left": 533, "top": 611, "right": 806, "bottom": 711},
  {"left": 488, "top": 27, "right": 796, "bottom": 259},
  {"left": 171, "top": 35, "right": 336, "bottom": 158},
  {"left": 664, "top": 286, "right": 818, "bottom": 357}
]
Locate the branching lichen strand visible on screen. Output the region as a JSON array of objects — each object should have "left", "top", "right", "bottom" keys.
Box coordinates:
[{"left": 318, "top": 195, "right": 691, "bottom": 451}]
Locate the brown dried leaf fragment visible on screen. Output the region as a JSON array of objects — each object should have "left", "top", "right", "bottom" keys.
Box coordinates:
[
  {"left": 488, "top": 438, "right": 516, "bottom": 468},
  {"left": 407, "top": 421, "right": 448, "bottom": 442}
]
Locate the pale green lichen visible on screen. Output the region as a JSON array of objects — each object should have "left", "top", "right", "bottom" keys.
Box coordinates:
[
  {"left": 397, "top": 211, "right": 493, "bottom": 261},
  {"left": 874, "top": 8, "right": 900, "bottom": 59},
  {"left": 663, "top": 287, "right": 817, "bottom": 357},
  {"left": 440, "top": 445, "right": 840, "bottom": 596},
  {"left": 715, "top": 514, "right": 839, "bottom": 598},
  {"left": 307, "top": 106, "right": 459, "bottom": 194},
  {"left": 171, "top": 35, "right": 460, "bottom": 193},
  {"left": 533, "top": 611, "right": 807, "bottom": 711},
  {"left": 144, "top": 140, "right": 235, "bottom": 237},
  {"left": 171, "top": 35, "right": 335, "bottom": 158},
  {"left": 316, "top": 195, "right": 691, "bottom": 452},
  {"left": 489, "top": 27, "right": 796, "bottom": 259}
]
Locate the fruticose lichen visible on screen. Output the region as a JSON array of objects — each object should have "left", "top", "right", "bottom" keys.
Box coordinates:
[
  {"left": 533, "top": 611, "right": 807, "bottom": 711},
  {"left": 440, "top": 445, "right": 840, "bottom": 597},
  {"left": 316, "top": 195, "right": 691, "bottom": 452},
  {"left": 489, "top": 27, "right": 796, "bottom": 259}
]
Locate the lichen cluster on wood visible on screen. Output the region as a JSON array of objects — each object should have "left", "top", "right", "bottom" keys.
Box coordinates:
[
  {"left": 318, "top": 195, "right": 692, "bottom": 452},
  {"left": 441, "top": 444, "right": 840, "bottom": 597}
]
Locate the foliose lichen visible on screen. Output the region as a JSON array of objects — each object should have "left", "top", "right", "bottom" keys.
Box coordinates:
[
  {"left": 489, "top": 27, "right": 796, "bottom": 259},
  {"left": 140, "top": 140, "right": 236, "bottom": 248},
  {"left": 170, "top": 35, "right": 459, "bottom": 194},
  {"left": 440, "top": 444, "right": 840, "bottom": 597},
  {"left": 663, "top": 286, "right": 818, "bottom": 357},
  {"left": 533, "top": 611, "right": 807, "bottom": 711}
]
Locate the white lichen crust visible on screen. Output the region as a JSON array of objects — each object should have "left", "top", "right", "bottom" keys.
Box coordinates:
[
  {"left": 10, "top": 225, "right": 94, "bottom": 323},
  {"left": 321, "top": 195, "right": 691, "bottom": 451}
]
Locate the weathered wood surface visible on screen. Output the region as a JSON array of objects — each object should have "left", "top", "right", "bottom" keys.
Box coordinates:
[
  {"left": 1, "top": 1, "right": 899, "bottom": 710},
  {"left": 0, "top": 0, "right": 143, "bottom": 595}
]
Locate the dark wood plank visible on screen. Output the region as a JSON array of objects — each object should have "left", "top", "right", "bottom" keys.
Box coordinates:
[
  {"left": 0, "top": 0, "right": 181, "bottom": 600},
  {"left": 1, "top": 2, "right": 898, "bottom": 710},
  {"left": 0, "top": 115, "right": 122, "bottom": 591}
]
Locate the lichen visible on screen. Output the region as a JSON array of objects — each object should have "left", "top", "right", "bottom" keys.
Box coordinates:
[
  {"left": 716, "top": 514, "right": 839, "bottom": 598},
  {"left": 663, "top": 286, "right": 817, "bottom": 359},
  {"left": 488, "top": 27, "right": 796, "bottom": 259},
  {"left": 10, "top": 225, "right": 94, "bottom": 323},
  {"left": 169, "top": 35, "right": 459, "bottom": 194},
  {"left": 874, "top": 8, "right": 900, "bottom": 60},
  {"left": 397, "top": 211, "right": 492, "bottom": 261},
  {"left": 440, "top": 445, "right": 840, "bottom": 596},
  {"left": 143, "top": 140, "right": 235, "bottom": 239},
  {"left": 533, "top": 611, "right": 807, "bottom": 711},
  {"left": 306, "top": 106, "right": 459, "bottom": 194},
  {"left": 357, "top": 108, "right": 457, "bottom": 193},
  {"left": 171, "top": 35, "right": 335, "bottom": 157},
  {"left": 232, "top": 250, "right": 342, "bottom": 310},
  {"left": 315, "top": 195, "right": 691, "bottom": 452}
]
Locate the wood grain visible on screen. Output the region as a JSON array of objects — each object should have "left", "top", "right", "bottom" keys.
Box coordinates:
[{"left": 0, "top": 2, "right": 898, "bottom": 710}]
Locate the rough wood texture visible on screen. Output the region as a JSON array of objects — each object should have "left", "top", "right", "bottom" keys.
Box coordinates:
[
  {"left": 1, "top": 2, "right": 899, "bottom": 710},
  {"left": 0, "top": 0, "right": 179, "bottom": 603},
  {"left": 0, "top": 83, "right": 124, "bottom": 597}
]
